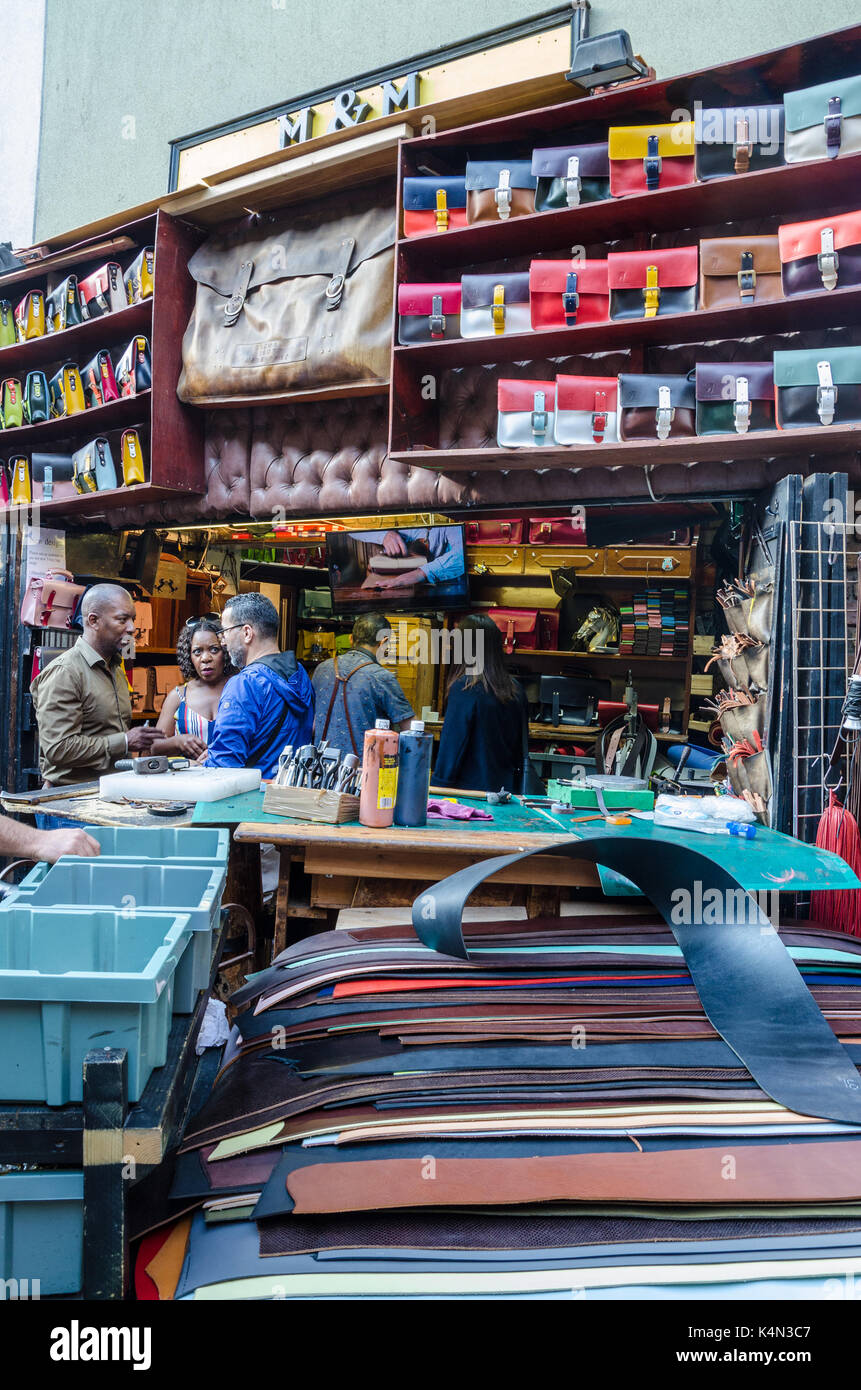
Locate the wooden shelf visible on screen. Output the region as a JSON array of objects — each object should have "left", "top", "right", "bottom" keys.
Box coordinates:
[
  {"left": 527, "top": 722, "right": 684, "bottom": 744},
  {"left": 393, "top": 282, "right": 861, "bottom": 369},
  {"left": 0, "top": 301, "right": 151, "bottom": 377},
  {"left": 510, "top": 649, "right": 688, "bottom": 664},
  {"left": 390, "top": 424, "right": 861, "bottom": 474},
  {"left": 0, "top": 389, "right": 150, "bottom": 449}
]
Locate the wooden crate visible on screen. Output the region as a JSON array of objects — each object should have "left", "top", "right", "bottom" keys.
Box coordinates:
[{"left": 262, "top": 785, "right": 359, "bottom": 824}]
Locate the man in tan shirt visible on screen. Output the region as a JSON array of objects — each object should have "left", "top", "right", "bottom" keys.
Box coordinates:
[{"left": 30, "top": 584, "right": 160, "bottom": 788}]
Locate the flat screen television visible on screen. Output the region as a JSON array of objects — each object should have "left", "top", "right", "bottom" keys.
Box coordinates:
[{"left": 327, "top": 523, "right": 469, "bottom": 614}]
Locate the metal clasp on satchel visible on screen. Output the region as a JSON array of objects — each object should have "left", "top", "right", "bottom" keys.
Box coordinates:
[
  {"left": 825, "top": 95, "right": 842, "bottom": 158},
  {"left": 733, "top": 376, "right": 751, "bottom": 434},
  {"left": 224, "top": 260, "right": 253, "bottom": 326},
  {"left": 428, "top": 294, "right": 446, "bottom": 338},
  {"left": 643, "top": 264, "right": 660, "bottom": 318},
  {"left": 656, "top": 384, "right": 674, "bottom": 440},
  {"left": 435, "top": 188, "right": 449, "bottom": 232},
  {"left": 592, "top": 390, "right": 608, "bottom": 443},
  {"left": 733, "top": 116, "right": 753, "bottom": 174},
  {"left": 643, "top": 134, "right": 662, "bottom": 189},
  {"left": 494, "top": 168, "right": 512, "bottom": 220},
  {"left": 562, "top": 271, "right": 579, "bottom": 325},
  {"left": 737, "top": 249, "right": 756, "bottom": 301},
  {"left": 817, "top": 227, "right": 839, "bottom": 290},
  {"left": 325, "top": 237, "right": 356, "bottom": 312},
  {"left": 491, "top": 284, "right": 506, "bottom": 334},
  {"left": 531, "top": 390, "right": 549, "bottom": 440},
  {"left": 565, "top": 155, "right": 582, "bottom": 207},
  {"left": 816, "top": 360, "right": 837, "bottom": 426}
]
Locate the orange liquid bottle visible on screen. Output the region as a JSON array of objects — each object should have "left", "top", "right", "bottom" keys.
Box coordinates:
[{"left": 359, "top": 719, "right": 400, "bottom": 828}]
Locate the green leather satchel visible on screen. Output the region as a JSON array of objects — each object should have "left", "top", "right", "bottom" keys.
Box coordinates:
[
  {"left": 774, "top": 347, "right": 861, "bottom": 428},
  {"left": 0, "top": 300, "right": 14, "bottom": 349}
]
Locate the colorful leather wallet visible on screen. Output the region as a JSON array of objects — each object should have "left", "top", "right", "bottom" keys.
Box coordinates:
[
  {"left": 497, "top": 378, "right": 556, "bottom": 448},
  {"left": 531, "top": 141, "right": 610, "bottom": 211},
  {"left": 608, "top": 122, "right": 695, "bottom": 196},
  {"left": 115, "top": 336, "right": 152, "bottom": 395},
  {"left": 529, "top": 258, "right": 609, "bottom": 329},
  {"left": 779, "top": 209, "right": 861, "bottom": 297},
  {"left": 81, "top": 349, "right": 120, "bottom": 407},
  {"left": 607, "top": 246, "right": 698, "bottom": 320},
  {"left": 402, "top": 178, "right": 467, "bottom": 237},
  {"left": 397, "top": 284, "right": 461, "bottom": 344}
]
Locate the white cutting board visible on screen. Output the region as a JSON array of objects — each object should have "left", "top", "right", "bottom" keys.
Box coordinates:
[{"left": 99, "top": 767, "right": 261, "bottom": 803}]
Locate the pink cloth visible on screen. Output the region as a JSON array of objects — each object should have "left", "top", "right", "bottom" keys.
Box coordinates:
[{"left": 426, "top": 800, "right": 493, "bottom": 821}]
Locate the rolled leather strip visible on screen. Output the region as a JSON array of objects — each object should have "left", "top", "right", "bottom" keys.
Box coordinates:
[{"left": 410, "top": 833, "right": 861, "bottom": 1126}]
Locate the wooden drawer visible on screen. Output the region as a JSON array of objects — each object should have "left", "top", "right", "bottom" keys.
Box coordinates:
[
  {"left": 523, "top": 547, "right": 603, "bottom": 577},
  {"left": 604, "top": 547, "right": 692, "bottom": 579},
  {"left": 466, "top": 547, "right": 525, "bottom": 577}
]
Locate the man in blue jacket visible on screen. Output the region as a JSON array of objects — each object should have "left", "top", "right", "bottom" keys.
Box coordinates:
[{"left": 205, "top": 593, "right": 314, "bottom": 778}]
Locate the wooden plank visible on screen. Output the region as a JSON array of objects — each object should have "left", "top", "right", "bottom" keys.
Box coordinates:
[
  {"left": 273, "top": 848, "right": 292, "bottom": 958},
  {"left": 234, "top": 820, "right": 572, "bottom": 854},
  {"left": 82, "top": 1049, "right": 128, "bottom": 1301},
  {"left": 303, "top": 845, "right": 598, "bottom": 887},
  {"left": 0, "top": 792, "right": 195, "bottom": 828}
]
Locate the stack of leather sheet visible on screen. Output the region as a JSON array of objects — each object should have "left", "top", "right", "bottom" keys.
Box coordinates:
[{"left": 137, "top": 876, "right": 861, "bottom": 1299}]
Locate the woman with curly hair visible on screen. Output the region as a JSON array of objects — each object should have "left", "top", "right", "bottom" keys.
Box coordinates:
[{"left": 152, "top": 616, "right": 236, "bottom": 758}]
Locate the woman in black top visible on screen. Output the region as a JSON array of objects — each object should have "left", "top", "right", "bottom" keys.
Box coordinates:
[{"left": 433, "top": 614, "right": 529, "bottom": 793}]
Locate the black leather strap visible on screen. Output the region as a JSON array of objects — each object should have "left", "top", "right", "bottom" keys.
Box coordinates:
[
  {"left": 644, "top": 134, "right": 661, "bottom": 189},
  {"left": 410, "top": 833, "right": 861, "bottom": 1126},
  {"left": 738, "top": 250, "right": 756, "bottom": 300},
  {"left": 562, "top": 271, "right": 579, "bottom": 326},
  {"left": 825, "top": 96, "right": 842, "bottom": 159}
]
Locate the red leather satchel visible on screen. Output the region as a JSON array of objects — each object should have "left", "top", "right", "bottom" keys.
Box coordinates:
[
  {"left": 607, "top": 247, "right": 698, "bottom": 321},
  {"left": 598, "top": 699, "right": 659, "bottom": 731},
  {"left": 489, "top": 608, "right": 539, "bottom": 654},
  {"left": 529, "top": 259, "right": 609, "bottom": 329},
  {"left": 465, "top": 519, "right": 524, "bottom": 545},
  {"left": 528, "top": 515, "right": 586, "bottom": 545},
  {"left": 539, "top": 610, "right": 561, "bottom": 649},
  {"left": 397, "top": 283, "right": 462, "bottom": 344},
  {"left": 608, "top": 122, "right": 696, "bottom": 197}
]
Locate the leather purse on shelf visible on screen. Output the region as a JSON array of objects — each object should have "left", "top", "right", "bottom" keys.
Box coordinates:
[
  {"left": 0, "top": 301, "right": 15, "bottom": 348},
  {"left": 115, "top": 336, "right": 151, "bottom": 396},
  {"left": 774, "top": 347, "right": 861, "bottom": 428},
  {"left": 553, "top": 374, "right": 618, "bottom": 446},
  {"left": 178, "top": 183, "right": 396, "bottom": 404},
  {"left": 78, "top": 262, "right": 126, "bottom": 318},
  {"left": 20, "top": 570, "right": 85, "bottom": 629},
  {"left": 23, "top": 371, "right": 49, "bottom": 424},
  {"left": 121, "top": 429, "right": 146, "bottom": 485},
  {"left": 695, "top": 362, "right": 775, "bottom": 436},
  {"left": 460, "top": 272, "right": 530, "bottom": 339},
  {"left": 9, "top": 457, "right": 30, "bottom": 504},
  {"left": 1, "top": 378, "right": 23, "bottom": 429},
  {"left": 397, "top": 283, "right": 461, "bottom": 344},
  {"left": 694, "top": 105, "right": 784, "bottom": 179},
  {"left": 784, "top": 72, "right": 861, "bottom": 163},
  {"left": 31, "top": 452, "right": 74, "bottom": 501},
  {"left": 778, "top": 209, "right": 861, "bottom": 296},
  {"left": 124, "top": 247, "right": 154, "bottom": 304},
  {"left": 402, "top": 177, "right": 468, "bottom": 237},
  {"left": 14, "top": 290, "right": 45, "bottom": 341},
  {"left": 607, "top": 246, "right": 697, "bottom": 320},
  {"left": 527, "top": 514, "right": 587, "bottom": 545},
  {"left": 607, "top": 121, "right": 695, "bottom": 196},
  {"left": 464, "top": 160, "right": 537, "bottom": 223},
  {"left": 299, "top": 588, "right": 334, "bottom": 620},
  {"left": 488, "top": 607, "right": 539, "bottom": 654},
  {"left": 464, "top": 519, "right": 524, "bottom": 545},
  {"left": 72, "top": 437, "right": 118, "bottom": 493},
  {"left": 45, "top": 275, "right": 83, "bottom": 332},
  {"left": 529, "top": 258, "right": 609, "bottom": 329},
  {"left": 81, "top": 349, "right": 120, "bottom": 407},
  {"left": 699, "top": 233, "right": 782, "bottom": 309},
  {"left": 530, "top": 142, "right": 610, "bottom": 210},
  {"left": 497, "top": 378, "right": 556, "bottom": 448},
  {"left": 48, "top": 362, "right": 86, "bottom": 418},
  {"left": 539, "top": 610, "right": 560, "bottom": 649},
  {"left": 618, "top": 371, "right": 696, "bottom": 441}
]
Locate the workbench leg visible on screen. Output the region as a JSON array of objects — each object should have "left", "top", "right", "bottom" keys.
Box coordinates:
[
  {"left": 526, "top": 885, "right": 561, "bottom": 918},
  {"left": 82, "top": 1048, "right": 128, "bottom": 1301},
  {"left": 273, "top": 849, "right": 292, "bottom": 961}
]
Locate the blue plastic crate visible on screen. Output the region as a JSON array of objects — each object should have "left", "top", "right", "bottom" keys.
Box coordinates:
[
  {"left": 0, "top": 907, "right": 190, "bottom": 1104},
  {"left": 0, "top": 1172, "right": 83, "bottom": 1296},
  {"left": 61, "top": 825, "right": 229, "bottom": 866}
]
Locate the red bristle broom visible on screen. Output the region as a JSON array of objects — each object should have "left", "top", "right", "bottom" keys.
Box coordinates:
[{"left": 812, "top": 785, "right": 861, "bottom": 937}]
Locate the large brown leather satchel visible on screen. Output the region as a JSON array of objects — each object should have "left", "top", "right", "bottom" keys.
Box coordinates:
[{"left": 177, "top": 181, "right": 396, "bottom": 405}]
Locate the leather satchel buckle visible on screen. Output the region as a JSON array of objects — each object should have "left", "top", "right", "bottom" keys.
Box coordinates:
[
  {"left": 825, "top": 95, "right": 843, "bottom": 158},
  {"left": 732, "top": 376, "right": 751, "bottom": 435},
  {"left": 565, "top": 155, "right": 582, "bottom": 207},
  {"left": 434, "top": 189, "right": 449, "bottom": 232},
  {"left": 325, "top": 237, "right": 356, "bottom": 311},
  {"left": 644, "top": 134, "right": 662, "bottom": 189},
  {"left": 643, "top": 264, "right": 660, "bottom": 318},
  {"left": 491, "top": 284, "right": 506, "bottom": 334},
  {"left": 531, "top": 390, "right": 548, "bottom": 439},
  {"left": 816, "top": 360, "right": 837, "bottom": 426},
  {"left": 737, "top": 250, "right": 756, "bottom": 300},
  {"left": 224, "top": 259, "right": 253, "bottom": 326},
  {"left": 733, "top": 116, "right": 752, "bottom": 174},
  {"left": 42, "top": 465, "right": 54, "bottom": 502},
  {"left": 504, "top": 620, "right": 516, "bottom": 655},
  {"left": 656, "top": 384, "right": 674, "bottom": 440},
  {"left": 494, "top": 169, "right": 512, "bottom": 220},
  {"left": 592, "top": 390, "right": 608, "bottom": 443},
  {"left": 428, "top": 293, "right": 446, "bottom": 338},
  {"left": 817, "top": 227, "right": 839, "bottom": 290},
  {"left": 562, "top": 271, "right": 579, "bottom": 325}
]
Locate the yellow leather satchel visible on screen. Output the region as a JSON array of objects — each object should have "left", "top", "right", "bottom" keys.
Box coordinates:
[
  {"left": 10, "top": 456, "right": 31, "bottom": 504},
  {"left": 14, "top": 290, "right": 45, "bottom": 342},
  {"left": 121, "top": 428, "right": 146, "bottom": 485},
  {"left": 608, "top": 121, "right": 695, "bottom": 196},
  {"left": 48, "top": 362, "right": 86, "bottom": 418},
  {"left": 124, "top": 247, "right": 154, "bottom": 304}
]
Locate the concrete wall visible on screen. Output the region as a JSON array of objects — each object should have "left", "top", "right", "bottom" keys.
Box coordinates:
[
  {"left": 33, "top": 0, "right": 861, "bottom": 240},
  {"left": 0, "top": 0, "right": 46, "bottom": 247}
]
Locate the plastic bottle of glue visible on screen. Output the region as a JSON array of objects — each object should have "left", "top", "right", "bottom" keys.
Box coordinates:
[{"left": 359, "top": 719, "right": 400, "bottom": 828}]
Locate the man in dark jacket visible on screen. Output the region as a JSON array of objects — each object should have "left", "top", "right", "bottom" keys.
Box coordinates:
[{"left": 204, "top": 593, "right": 314, "bottom": 778}]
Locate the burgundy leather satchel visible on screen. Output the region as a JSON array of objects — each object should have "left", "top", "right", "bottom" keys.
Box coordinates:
[
  {"left": 527, "top": 516, "right": 586, "bottom": 545},
  {"left": 488, "top": 608, "right": 539, "bottom": 654},
  {"left": 464, "top": 519, "right": 524, "bottom": 545}
]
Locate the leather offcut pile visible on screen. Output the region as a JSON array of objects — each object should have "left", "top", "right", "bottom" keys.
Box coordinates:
[{"left": 135, "top": 837, "right": 861, "bottom": 1299}]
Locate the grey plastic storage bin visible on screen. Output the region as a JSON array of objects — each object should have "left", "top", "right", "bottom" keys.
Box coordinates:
[
  {"left": 0, "top": 906, "right": 190, "bottom": 1104},
  {"left": 0, "top": 1171, "right": 84, "bottom": 1295},
  {"left": 10, "top": 860, "right": 226, "bottom": 1015},
  {"left": 63, "top": 824, "right": 229, "bottom": 865}
]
